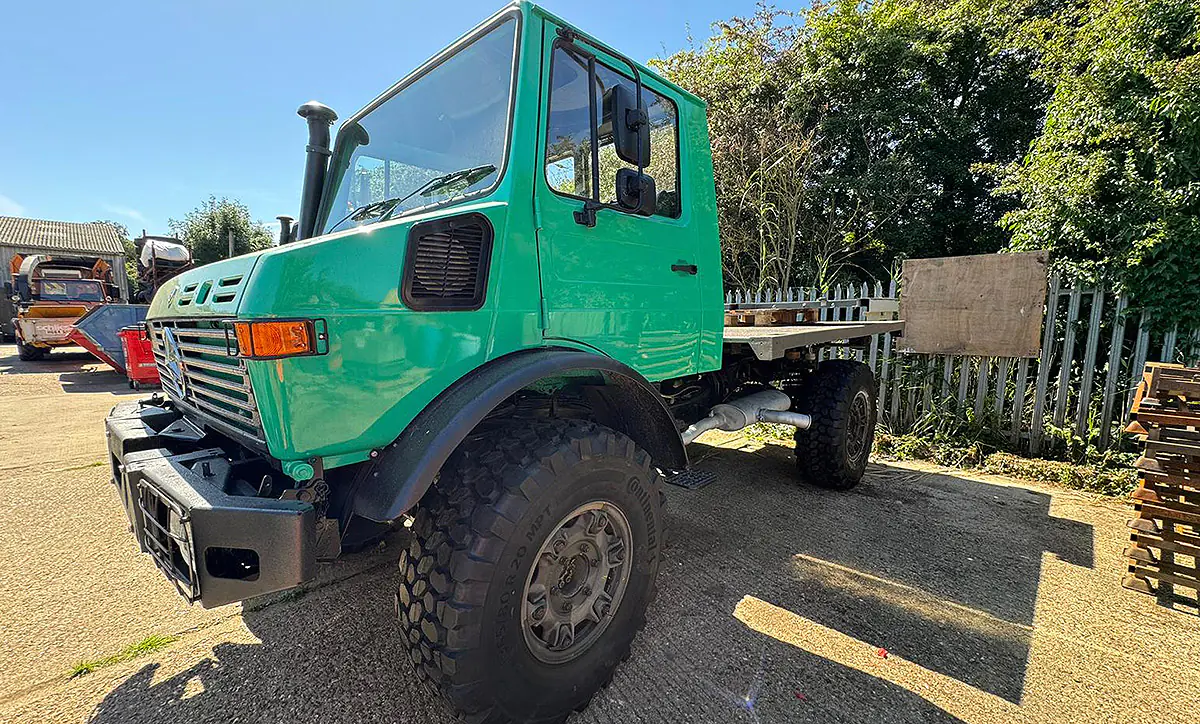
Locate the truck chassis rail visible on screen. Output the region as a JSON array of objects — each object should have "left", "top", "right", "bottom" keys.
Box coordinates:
[{"left": 723, "top": 321, "right": 905, "bottom": 360}]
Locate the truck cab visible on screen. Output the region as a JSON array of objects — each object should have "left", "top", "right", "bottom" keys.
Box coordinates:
[
  {"left": 105, "top": 4, "right": 884, "bottom": 722},
  {"left": 9, "top": 254, "right": 119, "bottom": 360}
]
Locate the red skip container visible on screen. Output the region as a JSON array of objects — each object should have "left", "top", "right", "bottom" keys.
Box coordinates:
[{"left": 119, "top": 325, "right": 160, "bottom": 389}]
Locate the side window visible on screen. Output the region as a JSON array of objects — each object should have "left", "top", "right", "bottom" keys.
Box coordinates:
[
  {"left": 593, "top": 65, "right": 680, "bottom": 218},
  {"left": 544, "top": 43, "right": 681, "bottom": 218},
  {"left": 545, "top": 47, "right": 594, "bottom": 199}
]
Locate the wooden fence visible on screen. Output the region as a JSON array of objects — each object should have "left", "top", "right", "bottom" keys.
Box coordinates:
[{"left": 726, "top": 278, "right": 1200, "bottom": 453}]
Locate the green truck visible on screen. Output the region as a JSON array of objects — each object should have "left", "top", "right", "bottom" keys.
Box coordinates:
[{"left": 105, "top": 3, "right": 902, "bottom": 721}]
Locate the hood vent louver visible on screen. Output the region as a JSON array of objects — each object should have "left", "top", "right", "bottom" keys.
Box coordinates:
[{"left": 401, "top": 213, "right": 493, "bottom": 311}]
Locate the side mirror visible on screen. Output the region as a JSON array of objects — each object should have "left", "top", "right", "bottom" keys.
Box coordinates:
[
  {"left": 616, "top": 168, "right": 656, "bottom": 216},
  {"left": 604, "top": 84, "right": 649, "bottom": 167}
]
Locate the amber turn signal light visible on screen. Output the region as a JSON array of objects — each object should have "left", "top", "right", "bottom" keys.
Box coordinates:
[{"left": 233, "top": 320, "right": 315, "bottom": 359}]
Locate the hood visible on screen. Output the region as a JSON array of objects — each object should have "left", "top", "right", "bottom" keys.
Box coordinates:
[{"left": 147, "top": 253, "right": 264, "bottom": 319}]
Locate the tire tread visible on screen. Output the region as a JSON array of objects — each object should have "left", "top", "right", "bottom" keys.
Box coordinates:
[
  {"left": 793, "top": 359, "right": 877, "bottom": 490},
  {"left": 396, "top": 418, "right": 662, "bottom": 724}
]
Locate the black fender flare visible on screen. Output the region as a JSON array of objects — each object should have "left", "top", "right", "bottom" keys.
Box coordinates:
[{"left": 351, "top": 347, "right": 687, "bottom": 522}]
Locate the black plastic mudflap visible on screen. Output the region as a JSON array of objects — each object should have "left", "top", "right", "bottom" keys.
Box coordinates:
[{"left": 106, "top": 400, "right": 316, "bottom": 608}]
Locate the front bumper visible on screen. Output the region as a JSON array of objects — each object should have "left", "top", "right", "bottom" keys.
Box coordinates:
[{"left": 106, "top": 400, "right": 316, "bottom": 608}]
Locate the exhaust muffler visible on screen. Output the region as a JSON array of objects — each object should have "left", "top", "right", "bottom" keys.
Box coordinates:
[{"left": 681, "top": 389, "right": 811, "bottom": 445}]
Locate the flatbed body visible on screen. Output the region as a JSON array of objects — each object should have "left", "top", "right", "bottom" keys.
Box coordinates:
[{"left": 723, "top": 320, "right": 905, "bottom": 360}]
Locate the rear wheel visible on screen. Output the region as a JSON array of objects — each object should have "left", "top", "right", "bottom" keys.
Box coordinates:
[
  {"left": 792, "top": 359, "right": 877, "bottom": 490},
  {"left": 17, "top": 341, "right": 47, "bottom": 361},
  {"left": 396, "top": 419, "right": 664, "bottom": 723}
]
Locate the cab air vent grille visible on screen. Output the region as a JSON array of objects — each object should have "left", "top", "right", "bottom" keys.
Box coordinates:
[{"left": 401, "top": 213, "right": 493, "bottom": 311}]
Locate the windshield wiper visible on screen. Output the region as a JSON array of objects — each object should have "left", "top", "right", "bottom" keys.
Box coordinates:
[
  {"left": 329, "top": 164, "right": 498, "bottom": 233},
  {"left": 417, "top": 164, "right": 497, "bottom": 198},
  {"left": 377, "top": 164, "right": 497, "bottom": 223},
  {"left": 328, "top": 194, "right": 410, "bottom": 234}
]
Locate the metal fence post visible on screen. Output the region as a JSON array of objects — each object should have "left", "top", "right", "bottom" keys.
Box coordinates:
[
  {"left": 1098, "top": 294, "right": 1128, "bottom": 449},
  {"left": 1052, "top": 287, "right": 1082, "bottom": 428},
  {"left": 1030, "top": 274, "right": 1062, "bottom": 455},
  {"left": 1075, "top": 287, "right": 1105, "bottom": 439}
]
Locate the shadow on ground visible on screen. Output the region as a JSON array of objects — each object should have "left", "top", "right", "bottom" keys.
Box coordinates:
[
  {"left": 0, "top": 346, "right": 138, "bottom": 394},
  {"left": 663, "top": 441, "right": 1092, "bottom": 707},
  {"left": 86, "top": 439, "right": 1092, "bottom": 723}
]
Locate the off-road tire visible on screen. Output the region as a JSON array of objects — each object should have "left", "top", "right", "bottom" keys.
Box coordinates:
[
  {"left": 396, "top": 419, "right": 665, "bottom": 724},
  {"left": 792, "top": 359, "right": 877, "bottom": 490},
  {"left": 17, "top": 341, "right": 47, "bottom": 361}
]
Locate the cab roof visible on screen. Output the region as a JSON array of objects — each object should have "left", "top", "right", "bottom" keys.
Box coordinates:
[{"left": 521, "top": 1, "right": 706, "bottom": 108}]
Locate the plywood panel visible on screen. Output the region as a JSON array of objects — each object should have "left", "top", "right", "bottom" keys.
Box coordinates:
[{"left": 898, "top": 252, "right": 1048, "bottom": 358}]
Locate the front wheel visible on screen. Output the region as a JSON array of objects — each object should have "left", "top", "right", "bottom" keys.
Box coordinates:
[
  {"left": 396, "top": 419, "right": 664, "bottom": 723},
  {"left": 793, "top": 359, "right": 877, "bottom": 490}
]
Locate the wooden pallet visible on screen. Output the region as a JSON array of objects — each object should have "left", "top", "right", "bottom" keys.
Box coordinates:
[
  {"left": 724, "top": 308, "right": 803, "bottom": 327},
  {"left": 1144, "top": 362, "right": 1200, "bottom": 400},
  {"left": 1122, "top": 362, "right": 1200, "bottom": 600}
]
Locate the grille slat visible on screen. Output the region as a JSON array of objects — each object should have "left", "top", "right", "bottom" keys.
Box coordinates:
[
  {"left": 172, "top": 327, "right": 227, "bottom": 340},
  {"left": 182, "top": 355, "right": 248, "bottom": 378},
  {"left": 190, "top": 396, "right": 261, "bottom": 433},
  {"left": 177, "top": 340, "right": 229, "bottom": 356},
  {"left": 190, "top": 385, "right": 259, "bottom": 415},
  {"left": 150, "top": 319, "right": 264, "bottom": 443},
  {"left": 183, "top": 368, "right": 254, "bottom": 395}
]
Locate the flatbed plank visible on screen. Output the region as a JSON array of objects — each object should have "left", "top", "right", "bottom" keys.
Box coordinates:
[{"left": 723, "top": 321, "right": 905, "bottom": 361}]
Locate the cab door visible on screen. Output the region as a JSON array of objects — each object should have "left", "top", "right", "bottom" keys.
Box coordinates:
[{"left": 533, "top": 24, "right": 702, "bottom": 382}]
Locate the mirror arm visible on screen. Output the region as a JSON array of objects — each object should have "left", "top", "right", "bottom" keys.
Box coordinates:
[
  {"left": 574, "top": 200, "right": 602, "bottom": 228},
  {"left": 586, "top": 54, "right": 601, "bottom": 210},
  {"left": 556, "top": 24, "right": 649, "bottom": 170}
]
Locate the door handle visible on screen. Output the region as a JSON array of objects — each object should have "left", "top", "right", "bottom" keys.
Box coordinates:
[{"left": 671, "top": 263, "right": 698, "bottom": 275}]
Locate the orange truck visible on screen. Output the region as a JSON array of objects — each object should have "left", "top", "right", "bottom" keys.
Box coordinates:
[{"left": 7, "top": 254, "right": 120, "bottom": 360}]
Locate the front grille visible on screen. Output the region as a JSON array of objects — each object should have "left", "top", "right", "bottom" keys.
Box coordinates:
[{"left": 148, "top": 318, "right": 264, "bottom": 444}]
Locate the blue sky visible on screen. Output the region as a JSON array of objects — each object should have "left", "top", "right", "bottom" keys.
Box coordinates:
[{"left": 0, "top": 0, "right": 762, "bottom": 236}]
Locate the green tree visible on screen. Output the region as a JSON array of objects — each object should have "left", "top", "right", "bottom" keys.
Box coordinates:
[
  {"left": 996, "top": 0, "right": 1200, "bottom": 332},
  {"left": 652, "top": 0, "right": 1048, "bottom": 290},
  {"left": 168, "top": 197, "right": 275, "bottom": 267}
]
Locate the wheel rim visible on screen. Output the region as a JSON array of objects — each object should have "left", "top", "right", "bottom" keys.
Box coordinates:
[
  {"left": 521, "top": 501, "right": 633, "bottom": 664},
  {"left": 845, "top": 390, "right": 871, "bottom": 466}
]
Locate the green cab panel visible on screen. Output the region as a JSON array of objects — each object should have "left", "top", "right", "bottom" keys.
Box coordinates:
[
  {"left": 147, "top": 255, "right": 262, "bottom": 319},
  {"left": 530, "top": 8, "right": 724, "bottom": 380},
  {"left": 236, "top": 201, "right": 542, "bottom": 462}
]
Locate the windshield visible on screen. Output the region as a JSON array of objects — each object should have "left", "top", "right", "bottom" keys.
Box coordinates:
[
  {"left": 35, "top": 279, "right": 104, "bottom": 302},
  {"left": 320, "top": 15, "right": 519, "bottom": 235}
]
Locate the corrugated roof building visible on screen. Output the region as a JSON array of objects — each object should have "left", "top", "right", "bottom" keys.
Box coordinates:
[{"left": 1, "top": 216, "right": 131, "bottom": 337}]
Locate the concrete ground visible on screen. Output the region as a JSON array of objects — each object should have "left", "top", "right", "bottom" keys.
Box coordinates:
[{"left": 0, "top": 343, "right": 1197, "bottom": 723}]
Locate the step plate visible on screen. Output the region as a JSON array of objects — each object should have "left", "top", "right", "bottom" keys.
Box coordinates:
[{"left": 666, "top": 469, "right": 718, "bottom": 490}]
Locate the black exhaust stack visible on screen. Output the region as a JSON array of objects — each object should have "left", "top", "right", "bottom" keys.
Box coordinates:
[
  {"left": 276, "top": 215, "right": 295, "bottom": 246},
  {"left": 296, "top": 101, "right": 338, "bottom": 241}
]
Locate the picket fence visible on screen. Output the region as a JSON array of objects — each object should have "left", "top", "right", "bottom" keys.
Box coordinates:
[{"left": 726, "top": 278, "right": 1200, "bottom": 453}]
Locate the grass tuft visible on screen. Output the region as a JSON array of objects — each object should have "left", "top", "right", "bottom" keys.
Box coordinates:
[
  {"left": 64, "top": 460, "right": 107, "bottom": 471},
  {"left": 743, "top": 422, "right": 795, "bottom": 442},
  {"left": 69, "top": 633, "right": 179, "bottom": 678},
  {"left": 875, "top": 433, "right": 1137, "bottom": 497}
]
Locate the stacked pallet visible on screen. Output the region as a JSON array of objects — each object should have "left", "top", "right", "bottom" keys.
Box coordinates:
[
  {"left": 724, "top": 307, "right": 821, "bottom": 327},
  {"left": 1123, "top": 362, "right": 1200, "bottom": 599}
]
